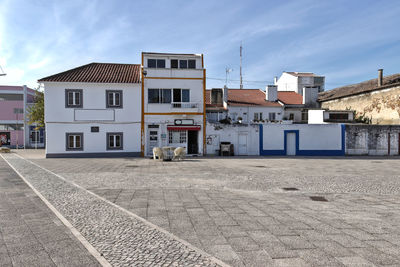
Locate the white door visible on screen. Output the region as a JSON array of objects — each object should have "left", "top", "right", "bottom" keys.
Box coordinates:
[
  {"left": 148, "top": 129, "right": 159, "bottom": 156},
  {"left": 238, "top": 134, "right": 248, "bottom": 155},
  {"left": 286, "top": 133, "right": 296, "bottom": 155}
]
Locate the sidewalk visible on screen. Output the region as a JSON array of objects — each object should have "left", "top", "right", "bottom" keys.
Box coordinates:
[{"left": 0, "top": 157, "right": 101, "bottom": 266}]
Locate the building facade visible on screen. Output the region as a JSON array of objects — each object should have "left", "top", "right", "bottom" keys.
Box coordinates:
[
  {"left": 275, "top": 72, "right": 325, "bottom": 95},
  {"left": 39, "top": 63, "right": 142, "bottom": 158},
  {"left": 319, "top": 70, "right": 400, "bottom": 125},
  {"left": 0, "top": 85, "right": 44, "bottom": 148},
  {"left": 141, "top": 52, "right": 206, "bottom": 156}
]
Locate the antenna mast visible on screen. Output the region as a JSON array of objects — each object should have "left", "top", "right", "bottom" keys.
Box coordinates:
[
  {"left": 0, "top": 65, "right": 6, "bottom": 76},
  {"left": 240, "top": 42, "right": 243, "bottom": 89}
]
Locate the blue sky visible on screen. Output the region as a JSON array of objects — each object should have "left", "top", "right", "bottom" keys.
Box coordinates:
[{"left": 1, "top": 0, "right": 400, "bottom": 90}]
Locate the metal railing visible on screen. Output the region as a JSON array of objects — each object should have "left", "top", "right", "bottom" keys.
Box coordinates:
[{"left": 171, "top": 102, "right": 199, "bottom": 109}]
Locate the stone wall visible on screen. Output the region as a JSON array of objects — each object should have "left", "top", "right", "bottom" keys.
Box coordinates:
[
  {"left": 321, "top": 85, "right": 400, "bottom": 124},
  {"left": 345, "top": 124, "right": 400, "bottom": 155}
]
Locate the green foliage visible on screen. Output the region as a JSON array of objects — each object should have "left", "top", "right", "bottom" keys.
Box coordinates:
[{"left": 27, "top": 89, "right": 44, "bottom": 130}]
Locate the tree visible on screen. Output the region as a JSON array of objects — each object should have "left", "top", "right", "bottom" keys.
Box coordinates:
[{"left": 27, "top": 89, "right": 44, "bottom": 130}]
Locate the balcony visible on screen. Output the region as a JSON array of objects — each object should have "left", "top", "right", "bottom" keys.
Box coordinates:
[{"left": 171, "top": 102, "right": 200, "bottom": 112}]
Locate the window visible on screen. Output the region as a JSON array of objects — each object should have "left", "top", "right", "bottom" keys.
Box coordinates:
[
  {"left": 107, "top": 132, "right": 123, "bottom": 150},
  {"left": 148, "top": 89, "right": 171, "bottom": 103},
  {"left": 173, "top": 89, "right": 190, "bottom": 103},
  {"left": 171, "top": 59, "right": 178, "bottom": 68},
  {"left": 31, "top": 131, "right": 40, "bottom": 143},
  {"left": 301, "top": 110, "right": 308, "bottom": 122},
  {"left": 65, "top": 89, "right": 82, "bottom": 108},
  {"left": 329, "top": 113, "right": 349, "bottom": 120},
  {"left": 147, "top": 59, "right": 165, "bottom": 68},
  {"left": 66, "top": 133, "right": 83, "bottom": 150},
  {"left": 268, "top": 112, "right": 276, "bottom": 121},
  {"left": 169, "top": 130, "right": 186, "bottom": 144},
  {"left": 188, "top": 60, "right": 196, "bottom": 69},
  {"left": 254, "top": 113, "right": 262, "bottom": 121},
  {"left": 289, "top": 113, "right": 294, "bottom": 120},
  {"left": 106, "top": 90, "right": 123, "bottom": 108},
  {"left": 179, "top": 60, "right": 188, "bottom": 69}
]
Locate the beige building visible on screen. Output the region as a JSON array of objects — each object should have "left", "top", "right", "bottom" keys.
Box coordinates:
[{"left": 318, "top": 70, "right": 400, "bottom": 124}]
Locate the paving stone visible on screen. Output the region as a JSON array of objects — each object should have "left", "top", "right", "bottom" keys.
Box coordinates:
[
  {"left": 335, "top": 256, "right": 375, "bottom": 267},
  {"left": 227, "top": 237, "right": 260, "bottom": 252},
  {"left": 278, "top": 235, "right": 315, "bottom": 250}
]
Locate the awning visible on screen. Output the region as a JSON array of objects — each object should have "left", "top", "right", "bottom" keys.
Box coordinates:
[{"left": 167, "top": 125, "right": 201, "bottom": 131}]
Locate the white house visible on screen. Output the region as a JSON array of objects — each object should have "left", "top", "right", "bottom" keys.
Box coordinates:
[
  {"left": 206, "top": 88, "right": 284, "bottom": 124},
  {"left": 142, "top": 52, "right": 206, "bottom": 156},
  {"left": 275, "top": 72, "right": 325, "bottom": 95},
  {"left": 39, "top": 63, "right": 142, "bottom": 158}
]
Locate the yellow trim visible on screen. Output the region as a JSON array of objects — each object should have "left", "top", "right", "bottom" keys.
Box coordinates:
[
  {"left": 140, "top": 53, "right": 145, "bottom": 157},
  {"left": 203, "top": 68, "right": 206, "bottom": 155},
  {"left": 201, "top": 54, "right": 204, "bottom": 69},
  {"left": 145, "top": 112, "right": 204, "bottom": 115},
  {"left": 145, "top": 77, "right": 203, "bottom": 80}
]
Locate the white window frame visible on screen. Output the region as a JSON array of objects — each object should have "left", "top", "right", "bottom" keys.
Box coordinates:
[
  {"left": 66, "top": 133, "right": 83, "bottom": 150},
  {"left": 168, "top": 130, "right": 187, "bottom": 144},
  {"left": 106, "top": 90, "right": 123, "bottom": 108},
  {"left": 31, "top": 130, "right": 40, "bottom": 143},
  {"left": 107, "top": 132, "right": 123, "bottom": 150}
]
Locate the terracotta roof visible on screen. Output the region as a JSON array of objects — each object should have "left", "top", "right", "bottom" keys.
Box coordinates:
[
  {"left": 205, "top": 90, "right": 226, "bottom": 110},
  {"left": 38, "top": 63, "right": 141, "bottom": 83},
  {"left": 227, "top": 89, "right": 281, "bottom": 107},
  {"left": 285, "top": 72, "right": 321, "bottom": 77},
  {"left": 318, "top": 73, "right": 400, "bottom": 102},
  {"left": 277, "top": 91, "right": 303, "bottom": 105}
]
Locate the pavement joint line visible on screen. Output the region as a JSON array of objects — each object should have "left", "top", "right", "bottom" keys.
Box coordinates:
[
  {"left": 9, "top": 152, "right": 230, "bottom": 267},
  {"left": 0, "top": 153, "right": 112, "bottom": 267}
]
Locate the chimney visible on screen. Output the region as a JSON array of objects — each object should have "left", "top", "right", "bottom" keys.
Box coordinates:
[
  {"left": 378, "top": 69, "right": 383, "bottom": 87},
  {"left": 273, "top": 76, "right": 278, "bottom": 85},
  {"left": 211, "top": 88, "right": 223, "bottom": 105},
  {"left": 265, "top": 85, "right": 277, "bottom": 102}
]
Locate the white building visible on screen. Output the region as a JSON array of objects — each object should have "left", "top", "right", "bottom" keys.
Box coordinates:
[
  {"left": 275, "top": 72, "right": 325, "bottom": 95},
  {"left": 206, "top": 88, "right": 284, "bottom": 124},
  {"left": 142, "top": 52, "right": 206, "bottom": 156},
  {"left": 39, "top": 63, "right": 142, "bottom": 158}
]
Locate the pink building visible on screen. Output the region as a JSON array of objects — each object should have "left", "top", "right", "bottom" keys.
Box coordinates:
[{"left": 0, "top": 85, "right": 44, "bottom": 148}]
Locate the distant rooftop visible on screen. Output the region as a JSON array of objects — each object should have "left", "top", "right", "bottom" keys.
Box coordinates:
[
  {"left": 318, "top": 73, "right": 400, "bottom": 102},
  {"left": 285, "top": 72, "right": 323, "bottom": 77},
  {"left": 38, "top": 63, "right": 141, "bottom": 84}
]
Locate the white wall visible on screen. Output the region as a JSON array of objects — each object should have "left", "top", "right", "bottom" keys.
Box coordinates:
[
  {"left": 276, "top": 73, "right": 299, "bottom": 93},
  {"left": 206, "top": 123, "right": 259, "bottom": 155},
  {"left": 228, "top": 106, "right": 284, "bottom": 123},
  {"left": 44, "top": 82, "right": 141, "bottom": 123},
  {"left": 46, "top": 123, "right": 141, "bottom": 154},
  {"left": 308, "top": 110, "right": 325, "bottom": 124},
  {"left": 43, "top": 81, "right": 141, "bottom": 155},
  {"left": 261, "top": 124, "right": 343, "bottom": 155}
]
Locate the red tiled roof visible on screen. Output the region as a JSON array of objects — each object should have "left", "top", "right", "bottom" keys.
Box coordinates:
[
  {"left": 318, "top": 73, "right": 400, "bottom": 102},
  {"left": 227, "top": 89, "right": 281, "bottom": 107},
  {"left": 38, "top": 63, "right": 141, "bottom": 83},
  {"left": 277, "top": 91, "right": 303, "bottom": 105}
]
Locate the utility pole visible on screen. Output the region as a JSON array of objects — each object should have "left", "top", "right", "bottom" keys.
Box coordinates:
[{"left": 240, "top": 42, "right": 243, "bottom": 89}]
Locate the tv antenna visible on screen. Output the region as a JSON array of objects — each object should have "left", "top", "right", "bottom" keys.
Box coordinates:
[
  {"left": 0, "top": 65, "right": 6, "bottom": 76},
  {"left": 240, "top": 42, "right": 243, "bottom": 89},
  {"left": 225, "top": 67, "right": 233, "bottom": 85}
]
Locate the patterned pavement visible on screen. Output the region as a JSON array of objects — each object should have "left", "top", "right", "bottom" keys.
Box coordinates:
[{"left": 4, "top": 150, "right": 400, "bottom": 266}]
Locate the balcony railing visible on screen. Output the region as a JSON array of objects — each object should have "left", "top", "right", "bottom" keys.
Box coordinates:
[{"left": 171, "top": 102, "right": 199, "bottom": 109}]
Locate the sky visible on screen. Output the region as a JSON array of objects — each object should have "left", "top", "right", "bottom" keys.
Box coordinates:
[{"left": 0, "top": 0, "right": 400, "bottom": 90}]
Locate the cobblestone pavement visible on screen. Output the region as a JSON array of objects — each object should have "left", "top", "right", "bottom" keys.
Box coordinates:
[
  {"left": 0, "top": 156, "right": 101, "bottom": 266},
  {"left": 10, "top": 150, "right": 400, "bottom": 266},
  {"left": 1, "top": 153, "right": 223, "bottom": 267}
]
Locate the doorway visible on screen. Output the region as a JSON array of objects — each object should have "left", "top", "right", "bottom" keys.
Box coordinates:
[
  {"left": 147, "top": 127, "right": 159, "bottom": 156},
  {"left": 286, "top": 132, "right": 296, "bottom": 155},
  {"left": 187, "top": 131, "right": 198, "bottom": 154},
  {"left": 238, "top": 133, "right": 248, "bottom": 155}
]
